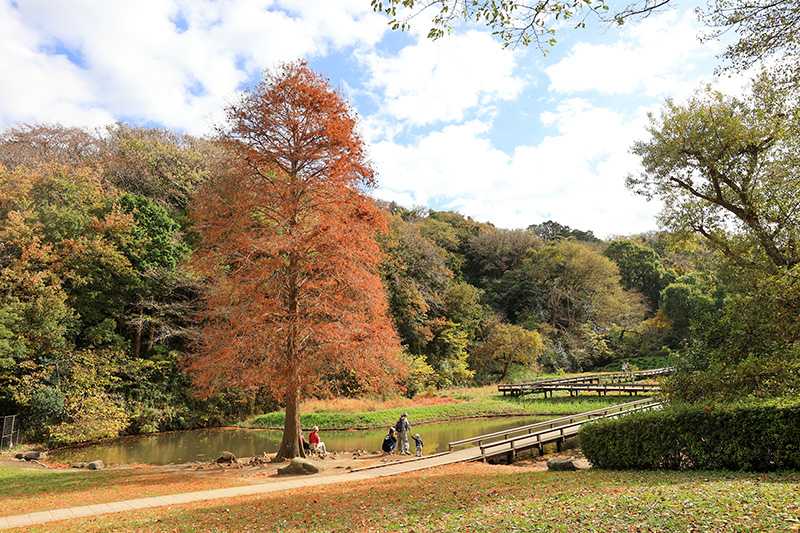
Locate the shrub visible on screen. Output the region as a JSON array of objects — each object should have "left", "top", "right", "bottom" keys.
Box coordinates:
[{"left": 580, "top": 400, "right": 800, "bottom": 471}]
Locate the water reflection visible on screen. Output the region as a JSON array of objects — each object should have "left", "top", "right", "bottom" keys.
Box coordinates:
[{"left": 52, "top": 416, "right": 547, "bottom": 465}]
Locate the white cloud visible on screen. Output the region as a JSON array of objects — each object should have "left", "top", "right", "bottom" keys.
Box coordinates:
[
  {"left": 0, "top": 0, "right": 387, "bottom": 133},
  {"left": 361, "top": 30, "right": 526, "bottom": 128},
  {"left": 546, "top": 10, "right": 722, "bottom": 98},
  {"left": 372, "top": 99, "right": 661, "bottom": 237},
  {"left": 0, "top": 1, "right": 114, "bottom": 129}
]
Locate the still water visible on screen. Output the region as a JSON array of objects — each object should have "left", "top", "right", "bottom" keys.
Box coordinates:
[{"left": 51, "top": 416, "right": 546, "bottom": 465}]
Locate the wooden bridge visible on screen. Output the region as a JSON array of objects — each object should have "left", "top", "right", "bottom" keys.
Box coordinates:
[
  {"left": 446, "top": 397, "right": 662, "bottom": 462},
  {"left": 498, "top": 367, "right": 673, "bottom": 397}
]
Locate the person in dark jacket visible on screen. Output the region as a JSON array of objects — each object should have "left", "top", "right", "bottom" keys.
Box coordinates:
[{"left": 382, "top": 427, "right": 397, "bottom": 454}]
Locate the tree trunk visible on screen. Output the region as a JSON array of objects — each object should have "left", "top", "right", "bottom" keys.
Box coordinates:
[
  {"left": 133, "top": 321, "right": 142, "bottom": 359},
  {"left": 275, "top": 385, "right": 304, "bottom": 460},
  {"left": 499, "top": 357, "right": 512, "bottom": 382}
]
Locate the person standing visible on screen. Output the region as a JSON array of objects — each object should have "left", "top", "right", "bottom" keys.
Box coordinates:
[
  {"left": 395, "top": 413, "right": 411, "bottom": 455},
  {"left": 413, "top": 433, "right": 424, "bottom": 457}
]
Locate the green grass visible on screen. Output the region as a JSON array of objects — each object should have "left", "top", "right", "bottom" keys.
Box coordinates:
[
  {"left": 39, "top": 466, "right": 800, "bottom": 532},
  {"left": 0, "top": 465, "right": 123, "bottom": 499},
  {"left": 241, "top": 392, "right": 644, "bottom": 430}
]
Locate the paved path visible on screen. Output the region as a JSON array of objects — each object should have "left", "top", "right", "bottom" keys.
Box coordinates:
[{"left": 0, "top": 448, "right": 482, "bottom": 530}]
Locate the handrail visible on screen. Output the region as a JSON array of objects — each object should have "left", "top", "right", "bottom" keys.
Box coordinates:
[
  {"left": 479, "top": 401, "right": 663, "bottom": 454},
  {"left": 498, "top": 367, "right": 674, "bottom": 391},
  {"left": 534, "top": 383, "right": 660, "bottom": 391},
  {"left": 447, "top": 398, "right": 657, "bottom": 450}
]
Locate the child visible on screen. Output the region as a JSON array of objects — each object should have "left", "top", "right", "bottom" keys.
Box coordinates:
[{"left": 413, "top": 433, "right": 423, "bottom": 457}]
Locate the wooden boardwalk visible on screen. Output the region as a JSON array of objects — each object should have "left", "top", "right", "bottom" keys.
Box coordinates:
[
  {"left": 498, "top": 367, "right": 673, "bottom": 397},
  {"left": 448, "top": 397, "right": 662, "bottom": 461}
]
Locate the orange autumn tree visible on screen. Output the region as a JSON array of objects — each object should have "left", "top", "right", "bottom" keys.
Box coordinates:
[{"left": 189, "top": 62, "right": 404, "bottom": 460}]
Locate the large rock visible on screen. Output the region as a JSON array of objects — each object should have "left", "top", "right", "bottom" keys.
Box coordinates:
[
  {"left": 87, "top": 460, "right": 105, "bottom": 470},
  {"left": 277, "top": 457, "right": 320, "bottom": 476},
  {"left": 547, "top": 458, "right": 578, "bottom": 471},
  {"left": 22, "top": 451, "right": 44, "bottom": 461},
  {"left": 216, "top": 451, "right": 238, "bottom": 465},
  {"left": 70, "top": 462, "right": 88, "bottom": 469}
]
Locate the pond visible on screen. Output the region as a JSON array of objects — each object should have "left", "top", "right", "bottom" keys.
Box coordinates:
[{"left": 51, "top": 415, "right": 549, "bottom": 466}]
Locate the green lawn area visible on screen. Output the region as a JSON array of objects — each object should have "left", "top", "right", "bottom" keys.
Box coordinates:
[
  {"left": 0, "top": 464, "right": 249, "bottom": 518},
  {"left": 241, "top": 386, "right": 645, "bottom": 430},
  {"left": 35, "top": 464, "right": 800, "bottom": 532},
  {"left": 0, "top": 465, "right": 126, "bottom": 500}
]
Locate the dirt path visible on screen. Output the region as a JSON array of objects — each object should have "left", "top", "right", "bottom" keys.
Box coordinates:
[{"left": 0, "top": 448, "right": 484, "bottom": 530}]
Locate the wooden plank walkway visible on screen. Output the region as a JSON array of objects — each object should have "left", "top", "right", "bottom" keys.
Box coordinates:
[
  {"left": 498, "top": 367, "right": 673, "bottom": 397},
  {"left": 0, "top": 398, "right": 661, "bottom": 531}
]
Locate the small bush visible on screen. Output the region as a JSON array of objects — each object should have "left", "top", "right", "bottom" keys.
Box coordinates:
[{"left": 580, "top": 400, "right": 800, "bottom": 471}]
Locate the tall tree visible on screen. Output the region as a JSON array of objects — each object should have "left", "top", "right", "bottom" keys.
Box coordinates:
[
  {"left": 189, "top": 62, "right": 404, "bottom": 460},
  {"left": 629, "top": 74, "right": 800, "bottom": 271},
  {"left": 471, "top": 321, "right": 543, "bottom": 382}
]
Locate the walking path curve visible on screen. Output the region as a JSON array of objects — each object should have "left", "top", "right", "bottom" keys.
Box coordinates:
[{"left": 0, "top": 448, "right": 481, "bottom": 531}]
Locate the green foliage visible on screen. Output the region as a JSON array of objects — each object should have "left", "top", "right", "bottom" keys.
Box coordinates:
[
  {"left": 496, "top": 240, "right": 644, "bottom": 329},
  {"left": 471, "top": 322, "right": 543, "bottom": 383},
  {"left": 465, "top": 228, "right": 540, "bottom": 284},
  {"left": 402, "top": 353, "right": 437, "bottom": 397},
  {"left": 116, "top": 193, "right": 190, "bottom": 271},
  {"left": 604, "top": 239, "right": 675, "bottom": 308},
  {"left": 665, "top": 354, "right": 800, "bottom": 402},
  {"left": 104, "top": 126, "right": 213, "bottom": 210},
  {"left": 426, "top": 319, "right": 475, "bottom": 387},
  {"left": 580, "top": 400, "right": 800, "bottom": 471},
  {"left": 659, "top": 276, "right": 716, "bottom": 339},
  {"left": 528, "top": 220, "right": 599, "bottom": 243},
  {"left": 0, "top": 135, "right": 267, "bottom": 445},
  {"left": 629, "top": 73, "right": 800, "bottom": 271}
]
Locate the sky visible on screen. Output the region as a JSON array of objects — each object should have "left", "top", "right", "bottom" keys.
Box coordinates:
[{"left": 0, "top": 0, "right": 748, "bottom": 237}]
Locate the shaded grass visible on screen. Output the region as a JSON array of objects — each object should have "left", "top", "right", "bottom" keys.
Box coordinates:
[
  {"left": 37, "top": 463, "right": 800, "bottom": 532},
  {"left": 0, "top": 466, "right": 125, "bottom": 500}
]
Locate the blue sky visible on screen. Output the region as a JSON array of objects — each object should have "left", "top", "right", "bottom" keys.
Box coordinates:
[{"left": 0, "top": 0, "right": 748, "bottom": 236}]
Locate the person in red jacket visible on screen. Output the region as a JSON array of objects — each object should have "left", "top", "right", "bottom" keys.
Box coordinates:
[{"left": 309, "top": 426, "right": 327, "bottom": 456}]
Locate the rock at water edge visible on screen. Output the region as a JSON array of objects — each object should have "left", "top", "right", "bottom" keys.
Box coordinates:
[{"left": 216, "top": 451, "right": 238, "bottom": 464}]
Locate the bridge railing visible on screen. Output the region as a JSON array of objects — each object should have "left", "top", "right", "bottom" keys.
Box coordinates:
[
  {"left": 447, "top": 398, "right": 657, "bottom": 451},
  {"left": 534, "top": 382, "right": 661, "bottom": 391},
  {"left": 478, "top": 400, "right": 663, "bottom": 457},
  {"left": 498, "top": 367, "right": 675, "bottom": 395}
]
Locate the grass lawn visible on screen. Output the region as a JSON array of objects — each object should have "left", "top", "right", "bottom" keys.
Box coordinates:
[
  {"left": 0, "top": 464, "right": 247, "bottom": 518},
  {"left": 242, "top": 382, "right": 649, "bottom": 430},
  {"left": 31, "top": 462, "right": 800, "bottom": 532}
]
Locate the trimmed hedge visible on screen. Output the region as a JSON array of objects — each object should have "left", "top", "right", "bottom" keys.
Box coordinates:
[{"left": 579, "top": 401, "right": 800, "bottom": 471}]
